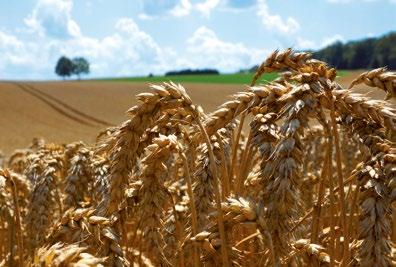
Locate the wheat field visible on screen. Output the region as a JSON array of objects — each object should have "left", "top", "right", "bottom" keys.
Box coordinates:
[{"left": 1, "top": 49, "right": 396, "bottom": 266}]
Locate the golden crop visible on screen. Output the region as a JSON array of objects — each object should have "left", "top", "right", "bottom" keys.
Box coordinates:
[{"left": 1, "top": 49, "right": 395, "bottom": 266}]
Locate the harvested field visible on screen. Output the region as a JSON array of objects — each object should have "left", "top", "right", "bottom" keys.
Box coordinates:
[{"left": 0, "top": 71, "right": 389, "bottom": 154}]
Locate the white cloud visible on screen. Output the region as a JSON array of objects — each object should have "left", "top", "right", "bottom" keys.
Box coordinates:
[
  {"left": 0, "top": 31, "right": 26, "bottom": 69},
  {"left": 0, "top": 30, "right": 51, "bottom": 78},
  {"left": 184, "top": 26, "right": 268, "bottom": 72},
  {"left": 54, "top": 18, "right": 174, "bottom": 77},
  {"left": 0, "top": 0, "right": 270, "bottom": 79},
  {"left": 320, "top": 34, "right": 344, "bottom": 47},
  {"left": 24, "top": 0, "right": 81, "bottom": 38},
  {"left": 257, "top": 0, "right": 300, "bottom": 34},
  {"left": 290, "top": 34, "right": 345, "bottom": 51},
  {"left": 140, "top": 0, "right": 246, "bottom": 18},
  {"left": 0, "top": 22, "right": 270, "bottom": 79},
  {"left": 196, "top": 0, "right": 222, "bottom": 17},
  {"left": 0, "top": 17, "right": 174, "bottom": 79},
  {"left": 170, "top": 0, "right": 193, "bottom": 17},
  {"left": 296, "top": 37, "right": 316, "bottom": 50},
  {"left": 137, "top": 13, "right": 156, "bottom": 20}
]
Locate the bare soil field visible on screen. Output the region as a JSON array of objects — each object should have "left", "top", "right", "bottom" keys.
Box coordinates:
[{"left": 0, "top": 71, "right": 391, "bottom": 154}]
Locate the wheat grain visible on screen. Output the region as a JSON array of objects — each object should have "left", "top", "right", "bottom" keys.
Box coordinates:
[
  {"left": 64, "top": 146, "right": 93, "bottom": 209},
  {"left": 1, "top": 49, "right": 396, "bottom": 266}
]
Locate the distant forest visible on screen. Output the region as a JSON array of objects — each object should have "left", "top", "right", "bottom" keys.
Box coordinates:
[
  {"left": 165, "top": 68, "right": 219, "bottom": 76},
  {"left": 166, "top": 32, "right": 396, "bottom": 76},
  {"left": 313, "top": 31, "right": 396, "bottom": 69}
]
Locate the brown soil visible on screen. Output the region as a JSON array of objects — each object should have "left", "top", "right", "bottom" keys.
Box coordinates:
[{"left": 0, "top": 71, "right": 392, "bottom": 154}]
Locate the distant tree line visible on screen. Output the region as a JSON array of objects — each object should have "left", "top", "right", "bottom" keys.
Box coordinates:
[
  {"left": 165, "top": 68, "right": 219, "bottom": 76},
  {"left": 55, "top": 56, "right": 90, "bottom": 80},
  {"left": 313, "top": 32, "right": 396, "bottom": 69},
  {"left": 247, "top": 32, "right": 396, "bottom": 72}
]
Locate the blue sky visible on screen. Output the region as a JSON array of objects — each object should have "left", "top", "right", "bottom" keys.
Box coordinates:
[{"left": 0, "top": 0, "right": 395, "bottom": 80}]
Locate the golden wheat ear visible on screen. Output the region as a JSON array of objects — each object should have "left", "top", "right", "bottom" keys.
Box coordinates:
[
  {"left": 349, "top": 67, "right": 396, "bottom": 99},
  {"left": 251, "top": 48, "right": 312, "bottom": 86},
  {"left": 29, "top": 243, "right": 106, "bottom": 266},
  {"left": 3, "top": 48, "right": 396, "bottom": 266}
]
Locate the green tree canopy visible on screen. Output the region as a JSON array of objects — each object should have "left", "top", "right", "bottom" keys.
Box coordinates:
[
  {"left": 72, "top": 57, "right": 90, "bottom": 79},
  {"left": 55, "top": 56, "right": 74, "bottom": 79},
  {"left": 313, "top": 32, "right": 396, "bottom": 69}
]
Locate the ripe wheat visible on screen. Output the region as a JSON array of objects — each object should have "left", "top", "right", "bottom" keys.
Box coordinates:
[{"left": 0, "top": 49, "right": 395, "bottom": 266}]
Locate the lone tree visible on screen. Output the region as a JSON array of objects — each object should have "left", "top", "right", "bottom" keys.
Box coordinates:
[
  {"left": 72, "top": 57, "right": 90, "bottom": 79},
  {"left": 55, "top": 56, "right": 74, "bottom": 79}
]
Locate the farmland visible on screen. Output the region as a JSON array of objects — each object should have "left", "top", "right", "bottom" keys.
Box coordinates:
[
  {"left": 1, "top": 51, "right": 396, "bottom": 266},
  {"left": 100, "top": 72, "right": 279, "bottom": 84},
  {"left": 100, "top": 71, "right": 349, "bottom": 84},
  {"left": 0, "top": 70, "right": 372, "bottom": 155}
]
